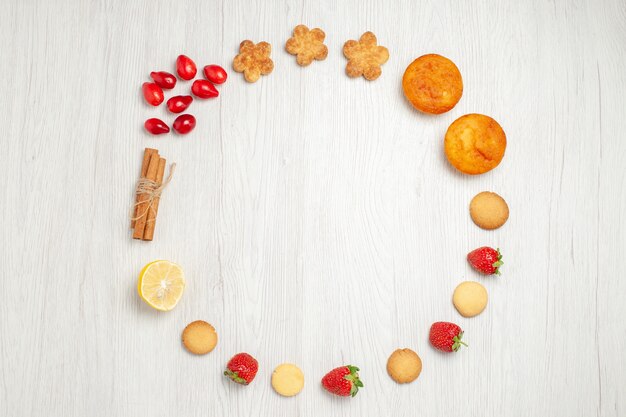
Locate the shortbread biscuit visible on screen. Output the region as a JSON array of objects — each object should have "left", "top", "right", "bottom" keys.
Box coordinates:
[
  {"left": 470, "top": 191, "right": 509, "bottom": 230},
  {"left": 444, "top": 113, "right": 507, "bottom": 175},
  {"left": 181, "top": 320, "right": 218, "bottom": 355},
  {"left": 286, "top": 25, "right": 328, "bottom": 66},
  {"left": 233, "top": 40, "right": 274, "bottom": 83},
  {"left": 402, "top": 54, "right": 463, "bottom": 114},
  {"left": 271, "top": 363, "right": 304, "bottom": 397},
  {"left": 453, "top": 281, "right": 488, "bottom": 318},
  {"left": 386, "top": 348, "right": 422, "bottom": 384},
  {"left": 343, "top": 32, "right": 389, "bottom": 80}
]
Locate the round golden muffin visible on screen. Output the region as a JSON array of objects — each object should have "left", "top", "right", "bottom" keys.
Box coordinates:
[
  {"left": 444, "top": 114, "right": 506, "bottom": 175},
  {"left": 402, "top": 54, "right": 463, "bottom": 114},
  {"left": 469, "top": 191, "right": 509, "bottom": 229},
  {"left": 386, "top": 348, "right": 422, "bottom": 384}
]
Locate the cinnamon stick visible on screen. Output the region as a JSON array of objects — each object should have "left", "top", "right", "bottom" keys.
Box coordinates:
[
  {"left": 133, "top": 152, "right": 160, "bottom": 239},
  {"left": 131, "top": 148, "right": 158, "bottom": 228},
  {"left": 142, "top": 157, "right": 166, "bottom": 241}
]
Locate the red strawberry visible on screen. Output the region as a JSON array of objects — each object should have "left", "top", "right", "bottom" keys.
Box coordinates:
[
  {"left": 321, "top": 365, "right": 363, "bottom": 397},
  {"left": 429, "top": 322, "right": 467, "bottom": 352},
  {"left": 224, "top": 353, "right": 258, "bottom": 385},
  {"left": 467, "top": 246, "right": 503, "bottom": 275}
]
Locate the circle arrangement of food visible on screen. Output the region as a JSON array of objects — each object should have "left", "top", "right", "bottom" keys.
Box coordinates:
[
  {"left": 402, "top": 54, "right": 463, "bottom": 114},
  {"left": 444, "top": 113, "right": 507, "bottom": 175},
  {"left": 132, "top": 27, "right": 513, "bottom": 403}
]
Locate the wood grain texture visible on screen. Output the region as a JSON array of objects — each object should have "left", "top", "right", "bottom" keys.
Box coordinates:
[{"left": 0, "top": 0, "right": 625, "bottom": 416}]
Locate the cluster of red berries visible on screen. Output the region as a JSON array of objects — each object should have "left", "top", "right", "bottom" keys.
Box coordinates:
[{"left": 142, "top": 55, "right": 228, "bottom": 135}]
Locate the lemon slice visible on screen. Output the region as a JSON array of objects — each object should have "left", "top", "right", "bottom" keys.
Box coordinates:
[{"left": 137, "top": 260, "right": 186, "bottom": 311}]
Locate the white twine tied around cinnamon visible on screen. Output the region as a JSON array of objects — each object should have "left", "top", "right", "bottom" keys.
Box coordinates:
[{"left": 131, "top": 163, "right": 176, "bottom": 222}]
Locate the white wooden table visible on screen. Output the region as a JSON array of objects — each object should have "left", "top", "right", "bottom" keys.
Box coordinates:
[{"left": 1, "top": 0, "right": 625, "bottom": 416}]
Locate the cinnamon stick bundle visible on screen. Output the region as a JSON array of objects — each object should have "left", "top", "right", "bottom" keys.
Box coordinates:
[
  {"left": 143, "top": 157, "right": 166, "bottom": 241},
  {"left": 131, "top": 148, "right": 157, "bottom": 229},
  {"left": 132, "top": 148, "right": 171, "bottom": 241}
]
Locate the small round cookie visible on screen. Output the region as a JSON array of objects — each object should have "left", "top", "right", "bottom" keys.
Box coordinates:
[
  {"left": 181, "top": 320, "right": 218, "bottom": 355},
  {"left": 453, "top": 281, "right": 488, "bottom": 318},
  {"left": 444, "top": 114, "right": 507, "bottom": 175},
  {"left": 386, "top": 348, "right": 422, "bottom": 384},
  {"left": 470, "top": 191, "right": 509, "bottom": 230},
  {"left": 402, "top": 54, "right": 463, "bottom": 114},
  {"left": 271, "top": 363, "right": 304, "bottom": 397}
]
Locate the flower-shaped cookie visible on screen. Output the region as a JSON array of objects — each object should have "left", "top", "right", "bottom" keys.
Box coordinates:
[
  {"left": 233, "top": 40, "right": 274, "bottom": 83},
  {"left": 285, "top": 25, "right": 328, "bottom": 66},
  {"left": 343, "top": 32, "right": 389, "bottom": 81}
]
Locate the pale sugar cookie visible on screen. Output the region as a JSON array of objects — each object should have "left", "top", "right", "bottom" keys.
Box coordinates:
[
  {"left": 271, "top": 363, "right": 305, "bottom": 397},
  {"left": 182, "top": 320, "right": 218, "bottom": 355},
  {"left": 453, "top": 281, "right": 488, "bottom": 318}
]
